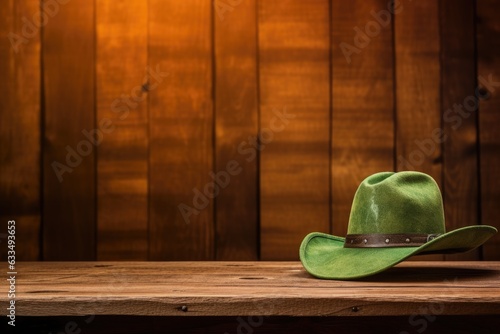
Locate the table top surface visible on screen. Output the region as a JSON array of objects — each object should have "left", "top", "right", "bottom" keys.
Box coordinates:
[{"left": 8, "top": 261, "right": 500, "bottom": 316}]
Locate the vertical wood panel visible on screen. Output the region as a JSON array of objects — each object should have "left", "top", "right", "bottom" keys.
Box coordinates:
[
  {"left": 395, "top": 0, "right": 443, "bottom": 260},
  {"left": 259, "top": 0, "right": 331, "bottom": 260},
  {"left": 395, "top": 0, "right": 442, "bottom": 181},
  {"left": 0, "top": 0, "right": 41, "bottom": 260},
  {"left": 214, "top": 0, "right": 258, "bottom": 260},
  {"left": 43, "top": 0, "right": 95, "bottom": 260},
  {"left": 149, "top": 0, "right": 214, "bottom": 260},
  {"left": 96, "top": 0, "right": 149, "bottom": 260},
  {"left": 440, "top": 0, "right": 479, "bottom": 260},
  {"left": 477, "top": 0, "right": 500, "bottom": 260},
  {"left": 331, "top": 0, "right": 395, "bottom": 238}
]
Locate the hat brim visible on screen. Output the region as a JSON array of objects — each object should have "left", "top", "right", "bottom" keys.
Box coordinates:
[{"left": 300, "top": 225, "right": 497, "bottom": 280}]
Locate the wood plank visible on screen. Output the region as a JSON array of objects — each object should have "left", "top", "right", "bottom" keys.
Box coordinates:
[
  {"left": 214, "top": 0, "right": 258, "bottom": 260},
  {"left": 0, "top": 0, "right": 41, "bottom": 261},
  {"left": 331, "top": 0, "right": 395, "bottom": 238},
  {"left": 149, "top": 0, "right": 214, "bottom": 260},
  {"left": 42, "top": 0, "right": 95, "bottom": 260},
  {"left": 440, "top": 0, "right": 479, "bottom": 261},
  {"left": 394, "top": 0, "right": 443, "bottom": 260},
  {"left": 9, "top": 261, "right": 500, "bottom": 317},
  {"left": 96, "top": 0, "right": 149, "bottom": 260},
  {"left": 258, "top": 0, "right": 331, "bottom": 260},
  {"left": 395, "top": 0, "right": 442, "bottom": 180},
  {"left": 477, "top": 0, "right": 500, "bottom": 260}
]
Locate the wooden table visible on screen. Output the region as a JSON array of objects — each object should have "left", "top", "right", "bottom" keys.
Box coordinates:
[{"left": 4, "top": 261, "right": 500, "bottom": 333}]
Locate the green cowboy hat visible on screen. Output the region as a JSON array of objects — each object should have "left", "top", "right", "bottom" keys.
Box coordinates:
[{"left": 299, "top": 171, "right": 497, "bottom": 280}]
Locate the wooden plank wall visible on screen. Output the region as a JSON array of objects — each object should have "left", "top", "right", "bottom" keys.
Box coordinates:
[
  {"left": 0, "top": 0, "right": 41, "bottom": 260},
  {"left": 259, "top": 0, "right": 331, "bottom": 260},
  {"left": 0, "top": 0, "right": 499, "bottom": 261},
  {"left": 215, "top": 0, "right": 259, "bottom": 260},
  {"left": 331, "top": 0, "right": 394, "bottom": 239},
  {"left": 440, "top": 0, "right": 479, "bottom": 261},
  {"left": 96, "top": 0, "right": 149, "bottom": 260},
  {"left": 42, "top": 0, "right": 96, "bottom": 260},
  {"left": 149, "top": 0, "right": 214, "bottom": 260},
  {"left": 477, "top": 0, "right": 500, "bottom": 260}
]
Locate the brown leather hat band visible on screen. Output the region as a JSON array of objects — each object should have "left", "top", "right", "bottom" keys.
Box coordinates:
[{"left": 344, "top": 233, "right": 441, "bottom": 248}]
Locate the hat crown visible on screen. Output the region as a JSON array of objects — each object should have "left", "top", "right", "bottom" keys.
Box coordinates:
[{"left": 347, "top": 172, "right": 445, "bottom": 235}]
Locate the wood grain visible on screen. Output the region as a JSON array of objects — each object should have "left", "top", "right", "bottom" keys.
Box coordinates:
[
  {"left": 149, "top": 0, "right": 214, "bottom": 260},
  {"left": 96, "top": 0, "right": 149, "bottom": 260},
  {"left": 0, "top": 0, "right": 41, "bottom": 260},
  {"left": 42, "top": 0, "right": 96, "bottom": 260},
  {"left": 214, "top": 0, "right": 259, "bottom": 260},
  {"left": 258, "top": 0, "right": 331, "bottom": 260},
  {"left": 477, "top": 0, "right": 500, "bottom": 260},
  {"left": 9, "top": 261, "right": 500, "bottom": 317},
  {"left": 440, "top": 0, "right": 479, "bottom": 261},
  {"left": 395, "top": 0, "right": 443, "bottom": 261},
  {"left": 331, "top": 0, "right": 395, "bottom": 238}
]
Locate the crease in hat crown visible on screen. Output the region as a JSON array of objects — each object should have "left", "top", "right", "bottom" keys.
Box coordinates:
[{"left": 347, "top": 171, "right": 445, "bottom": 238}]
